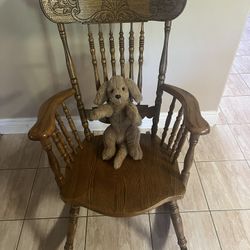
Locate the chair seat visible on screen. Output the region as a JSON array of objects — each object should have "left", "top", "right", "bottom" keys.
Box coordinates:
[{"left": 61, "top": 134, "right": 185, "bottom": 217}]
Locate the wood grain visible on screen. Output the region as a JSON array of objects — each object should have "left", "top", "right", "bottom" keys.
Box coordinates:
[
  {"left": 61, "top": 134, "right": 185, "bottom": 217},
  {"left": 152, "top": 21, "right": 172, "bottom": 136},
  {"left": 40, "top": 0, "right": 187, "bottom": 24},
  {"left": 28, "top": 89, "right": 75, "bottom": 141}
]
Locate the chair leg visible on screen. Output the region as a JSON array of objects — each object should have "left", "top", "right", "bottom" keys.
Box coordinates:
[
  {"left": 169, "top": 201, "right": 187, "bottom": 250},
  {"left": 64, "top": 205, "right": 80, "bottom": 250}
]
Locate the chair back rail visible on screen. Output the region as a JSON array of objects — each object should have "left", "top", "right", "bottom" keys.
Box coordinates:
[
  {"left": 87, "top": 24, "right": 101, "bottom": 90},
  {"left": 57, "top": 21, "right": 162, "bottom": 121},
  {"left": 129, "top": 23, "right": 134, "bottom": 80},
  {"left": 152, "top": 20, "right": 172, "bottom": 136},
  {"left": 98, "top": 24, "right": 109, "bottom": 82},
  {"left": 119, "top": 23, "right": 125, "bottom": 77},
  {"left": 57, "top": 24, "right": 92, "bottom": 140},
  {"left": 40, "top": 0, "right": 187, "bottom": 137},
  {"left": 109, "top": 24, "right": 117, "bottom": 76},
  {"left": 137, "top": 22, "right": 144, "bottom": 92},
  {"left": 40, "top": 0, "right": 187, "bottom": 24}
]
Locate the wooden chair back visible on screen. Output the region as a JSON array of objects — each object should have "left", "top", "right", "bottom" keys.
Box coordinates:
[{"left": 39, "top": 0, "right": 187, "bottom": 139}]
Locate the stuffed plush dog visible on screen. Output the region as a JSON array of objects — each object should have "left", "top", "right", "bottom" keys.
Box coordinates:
[{"left": 89, "top": 76, "right": 143, "bottom": 169}]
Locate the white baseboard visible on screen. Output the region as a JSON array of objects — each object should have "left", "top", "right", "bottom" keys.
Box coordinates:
[{"left": 0, "top": 111, "right": 217, "bottom": 134}]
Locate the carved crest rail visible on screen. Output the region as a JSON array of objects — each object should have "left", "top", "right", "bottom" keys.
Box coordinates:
[{"left": 41, "top": 0, "right": 186, "bottom": 23}]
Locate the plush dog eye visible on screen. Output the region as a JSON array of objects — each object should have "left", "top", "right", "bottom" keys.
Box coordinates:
[
  {"left": 110, "top": 89, "right": 114, "bottom": 93},
  {"left": 122, "top": 87, "right": 125, "bottom": 91}
]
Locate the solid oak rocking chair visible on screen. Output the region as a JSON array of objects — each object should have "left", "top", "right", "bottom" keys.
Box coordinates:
[{"left": 29, "top": 0, "right": 210, "bottom": 249}]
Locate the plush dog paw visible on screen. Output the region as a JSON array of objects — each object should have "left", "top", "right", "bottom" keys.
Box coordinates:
[
  {"left": 102, "top": 148, "right": 116, "bottom": 160},
  {"left": 130, "top": 146, "right": 143, "bottom": 160},
  {"left": 114, "top": 158, "right": 123, "bottom": 169},
  {"left": 89, "top": 110, "right": 99, "bottom": 121}
]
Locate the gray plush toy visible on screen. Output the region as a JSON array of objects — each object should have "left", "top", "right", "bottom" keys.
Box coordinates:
[{"left": 89, "top": 76, "right": 143, "bottom": 169}]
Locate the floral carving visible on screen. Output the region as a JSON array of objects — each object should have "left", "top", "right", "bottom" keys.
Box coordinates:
[
  {"left": 72, "top": 0, "right": 147, "bottom": 23},
  {"left": 48, "top": 0, "right": 184, "bottom": 22},
  {"left": 50, "top": 0, "right": 77, "bottom": 15}
]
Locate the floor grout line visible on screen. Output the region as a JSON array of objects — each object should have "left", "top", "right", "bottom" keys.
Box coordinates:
[
  {"left": 14, "top": 145, "right": 43, "bottom": 250},
  {"left": 195, "top": 161, "right": 223, "bottom": 250},
  {"left": 0, "top": 167, "right": 40, "bottom": 171},
  {"left": 195, "top": 159, "right": 247, "bottom": 163},
  {"left": 1, "top": 207, "right": 250, "bottom": 223},
  {"left": 83, "top": 209, "right": 89, "bottom": 250},
  {"left": 228, "top": 123, "right": 248, "bottom": 162},
  {"left": 0, "top": 215, "right": 89, "bottom": 222},
  {"left": 148, "top": 213, "right": 154, "bottom": 250},
  {"left": 15, "top": 165, "right": 39, "bottom": 250},
  {"left": 238, "top": 73, "right": 250, "bottom": 90},
  {"left": 148, "top": 207, "right": 250, "bottom": 215},
  {"left": 223, "top": 94, "right": 250, "bottom": 97}
]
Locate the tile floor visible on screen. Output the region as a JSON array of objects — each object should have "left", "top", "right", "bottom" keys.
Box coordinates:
[{"left": 1, "top": 17, "right": 250, "bottom": 250}]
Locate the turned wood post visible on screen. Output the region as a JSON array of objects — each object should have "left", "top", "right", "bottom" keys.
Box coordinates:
[
  {"left": 109, "top": 23, "right": 116, "bottom": 76},
  {"left": 152, "top": 21, "right": 172, "bottom": 136},
  {"left": 88, "top": 24, "right": 101, "bottom": 89},
  {"left": 137, "top": 22, "right": 144, "bottom": 92},
  {"left": 119, "top": 23, "right": 125, "bottom": 77},
  {"left": 57, "top": 23, "right": 92, "bottom": 140},
  {"left": 169, "top": 201, "right": 187, "bottom": 250},
  {"left": 64, "top": 206, "right": 80, "bottom": 250},
  {"left": 181, "top": 133, "right": 200, "bottom": 186},
  {"left": 129, "top": 23, "right": 135, "bottom": 80},
  {"left": 41, "top": 138, "right": 64, "bottom": 188}
]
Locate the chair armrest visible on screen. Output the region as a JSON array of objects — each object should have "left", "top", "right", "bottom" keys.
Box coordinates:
[
  {"left": 160, "top": 84, "right": 210, "bottom": 135},
  {"left": 28, "top": 88, "right": 75, "bottom": 141}
]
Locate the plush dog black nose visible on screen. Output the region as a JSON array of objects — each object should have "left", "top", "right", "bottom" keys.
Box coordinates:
[{"left": 115, "top": 94, "right": 121, "bottom": 99}]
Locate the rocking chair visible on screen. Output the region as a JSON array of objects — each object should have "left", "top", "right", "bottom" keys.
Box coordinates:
[{"left": 28, "top": 0, "right": 210, "bottom": 249}]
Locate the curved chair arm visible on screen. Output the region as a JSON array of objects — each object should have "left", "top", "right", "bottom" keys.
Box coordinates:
[
  {"left": 160, "top": 84, "right": 210, "bottom": 136},
  {"left": 28, "top": 88, "right": 75, "bottom": 141}
]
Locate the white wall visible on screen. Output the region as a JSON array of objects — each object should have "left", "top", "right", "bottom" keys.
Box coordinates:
[{"left": 0, "top": 0, "right": 249, "bottom": 122}]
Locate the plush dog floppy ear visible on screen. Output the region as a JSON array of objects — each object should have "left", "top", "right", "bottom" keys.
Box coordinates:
[
  {"left": 125, "top": 78, "right": 142, "bottom": 103},
  {"left": 94, "top": 81, "right": 108, "bottom": 105}
]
